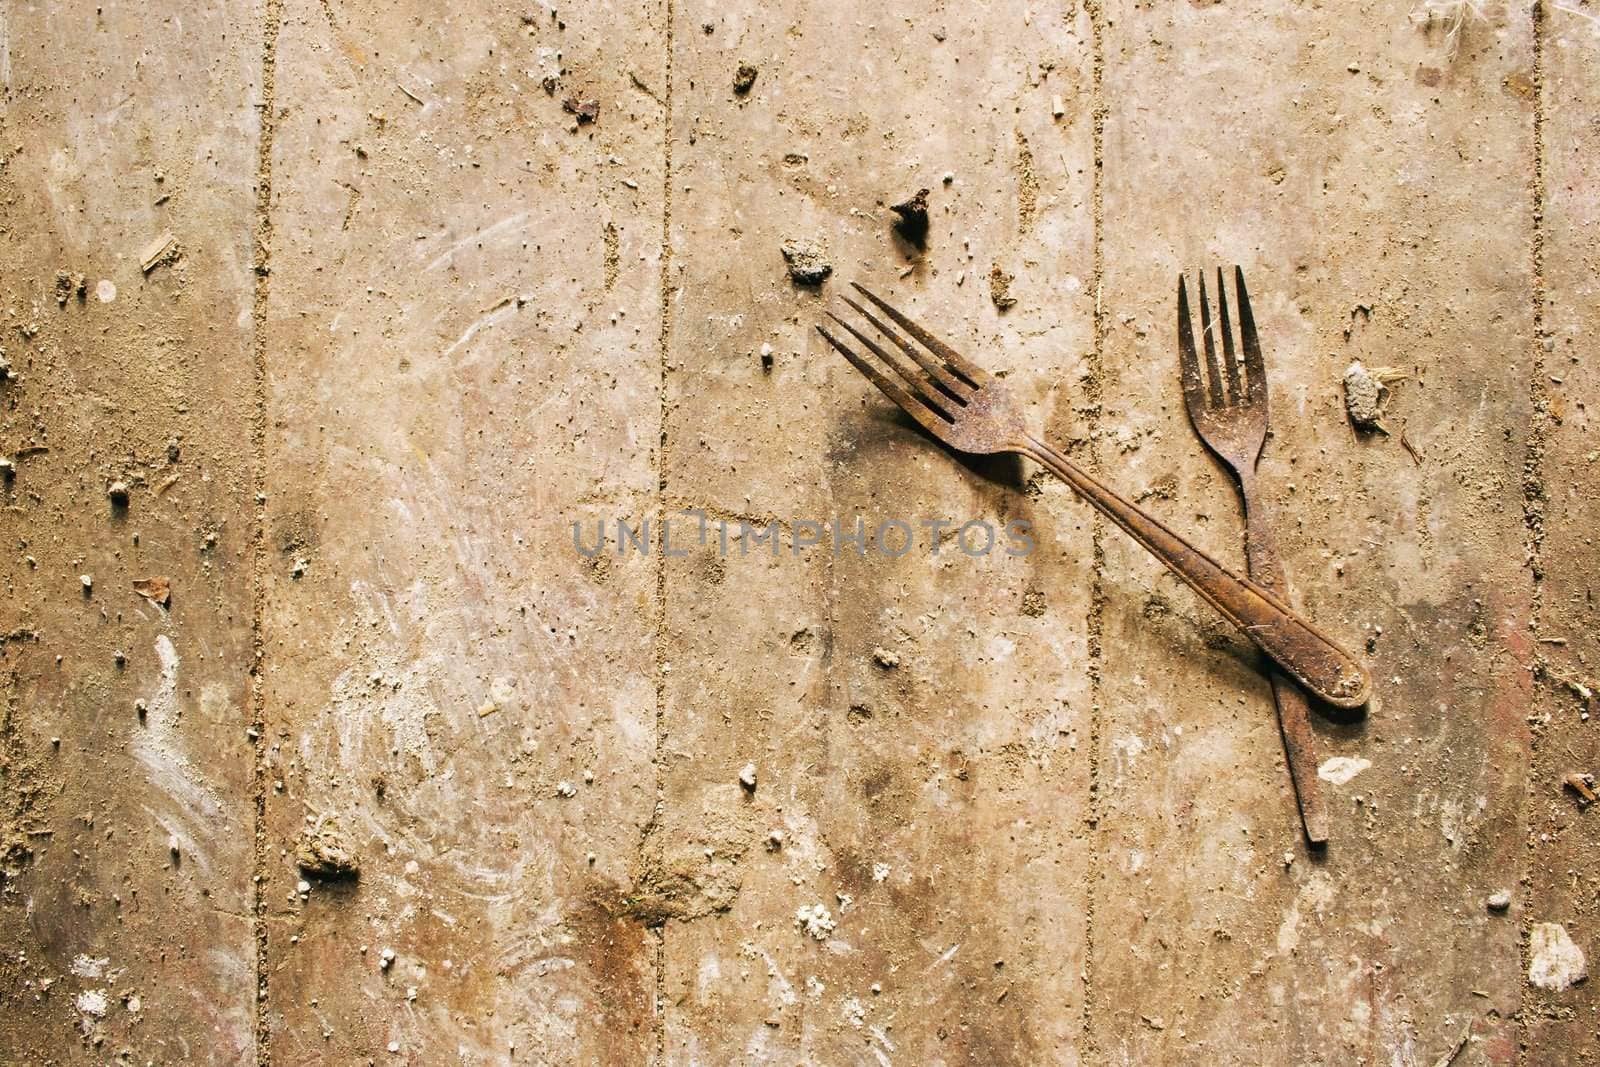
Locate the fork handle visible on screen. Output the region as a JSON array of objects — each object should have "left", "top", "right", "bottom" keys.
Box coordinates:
[{"left": 1020, "top": 433, "right": 1371, "bottom": 709}]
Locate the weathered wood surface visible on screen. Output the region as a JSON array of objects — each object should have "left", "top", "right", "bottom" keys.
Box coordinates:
[{"left": 0, "top": 1, "right": 1594, "bottom": 1064}]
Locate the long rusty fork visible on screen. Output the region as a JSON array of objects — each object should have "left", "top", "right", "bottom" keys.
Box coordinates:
[
  {"left": 1178, "top": 267, "right": 1328, "bottom": 845},
  {"left": 818, "top": 282, "right": 1371, "bottom": 710}
]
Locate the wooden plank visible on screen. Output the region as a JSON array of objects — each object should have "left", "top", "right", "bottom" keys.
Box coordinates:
[
  {"left": 660, "top": 2, "right": 1097, "bottom": 1061},
  {"left": 1094, "top": 2, "right": 1535, "bottom": 1062},
  {"left": 0, "top": 1, "right": 261, "bottom": 1061},
  {"left": 1525, "top": 5, "right": 1600, "bottom": 1059},
  {"left": 260, "top": 2, "right": 664, "bottom": 1060}
]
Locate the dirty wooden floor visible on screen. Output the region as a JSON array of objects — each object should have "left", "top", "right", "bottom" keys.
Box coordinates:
[{"left": 1, "top": 1, "right": 1597, "bottom": 1064}]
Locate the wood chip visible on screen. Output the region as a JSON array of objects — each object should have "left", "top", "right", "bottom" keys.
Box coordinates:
[
  {"left": 140, "top": 232, "right": 178, "bottom": 273},
  {"left": 132, "top": 577, "right": 171, "bottom": 607},
  {"left": 1563, "top": 772, "right": 1596, "bottom": 805},
  {"left": 1400, "top": 425, "right": 1422, "bottom": 465},
  {"left": 1431, "top": 1022, "right": 1471, "bottom": 1067}
]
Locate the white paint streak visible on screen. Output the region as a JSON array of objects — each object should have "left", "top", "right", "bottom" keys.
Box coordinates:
[
  {"left": 70, "top": 954, "right": 109, "bottom": 979},
  {"left": 422, "top": 212, "right": 530, "bottom": 273},
  {"left": 130, "top": 636, "right": 228, "bottom": 877},
  {"left": 440, "top": 299, "right": 520, "bottom": 360},
  {"left": 1317, "top": 756, "right": 1371, "bottom": 785},
  {"left": 75, "top": 989, "right": 109, "bottom": 1017}
]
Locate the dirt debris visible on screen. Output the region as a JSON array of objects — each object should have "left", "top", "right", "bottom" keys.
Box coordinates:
[
  {"left": 107, "top": 480, "right": 130, "bottom": 507},
  {"left": 294, "top": 818, "right": 360, "bottom": 880},
  {"left": 872, "top": 646, "right": 900, "bottom": 669},
  {"left": 733, "top": 61, "right": 758, "bottom": 95},
  {"left": 738, "top": 762, "right": 757, "bottom": 791},
  {"left": 1562, "top": 771, "right": 1595, "bottom": 806},
  {"left": 890, "top": 188, "right": 931, "bottom": 248},
  {"left": 53, "top": 270, "right": 85, "bottom": 306},
  {"left": 1343, "top": 359, "right": 1408, "bottom": 433},
  {"left": 1529, "top": 922, "right": 1588, "bottom": 991},
  {"left": 627, "top": 802, "right": 754, "bottom": 925},
  {"left": 562, "top": 97, "right": 599, "bottom": 124},
  {"left": 989, "top": 263, "right": 1017, "bottom": 310},
  {"left": 131, "top": 577, "right": 171, "bottom": 607},
  {"left": 781, "top": 238, "right": 832, "bottom": 286},
  {"left": 139, "top": 232, "right": 178, "bottom": 273},
  {"left": 795, "top": 902, "right": 835, "bottom": 941}
]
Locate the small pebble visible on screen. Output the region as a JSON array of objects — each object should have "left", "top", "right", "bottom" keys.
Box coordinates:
[
  {"left": 107, "top": 481, "right": 130, "bottom": 506},
  {"left": 81, "top": 574, "right": 93, "bottom": 592},
  {"left": 1487, "top": 890, "right": 1512, "bottom": 912},
  {"left": 380, "top": 948, "right": 395, "bottom": 970},
  {"left": 739, "top": 762, "right": 758, "bottom": 790},
  {"left": 555, "top": 780, "right": 577, "bottom": 798},
  {"left": 766, "top": 830, "right": 784, "bottom": 851}
]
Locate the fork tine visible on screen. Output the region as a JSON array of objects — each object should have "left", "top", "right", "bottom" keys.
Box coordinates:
[
  {"left": 1197, "top": 271, "right": 1225, "bottom": 408},
  {"left": 1177, "top": 275, "right": 1208, "bottom": 415},
  {"left": 840, "top": 296, "right": 973, "bottom": 402},
  {"left": 1216, "top": 267, "right": 1243, "bottom": 404},
  {"left": 817, "top": 325, "right": 952, "bottom": 439},
  {"left": 1235, "top": 266, "right": 1267, "bottom": 408},
  {"left": 849, "top": 283, "right": 991, "bottom": 387},
  {"left": 825, "top": 312, "right": 956, "bottom": 418}
]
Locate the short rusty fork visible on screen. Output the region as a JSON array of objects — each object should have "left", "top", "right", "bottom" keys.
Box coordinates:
[{"left": 1177, "top": 266, "right": 1329, "bottom": 845}]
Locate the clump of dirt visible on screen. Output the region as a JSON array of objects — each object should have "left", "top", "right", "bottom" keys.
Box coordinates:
[
  {"left": 1021, "top": 588, "right": 1046, "bottom": 617},
  {"left": 891, "top": 188, "right": 931, "bottom": 248},
  {"left": 626, "top": 793, "right": 755, "bottom": 926},
  {"left": 53, "top": 270, "right": 85, "bottom": 307},
  {"left": 795, "top": 902, "right": 835, "bottom": 940},
  {"left": 1342, "top": 359, "right": 1408, "bottom": 433},
  {"left": 989, "top": 263, "right": 1017, "bottom": 310},
  {"left": 733, "top": 62, "right": 758, "bottom": 95},
  {"left": 294, "top": 817, "right": 360, "bottom": 880},
  {"left": 781, "top": 238, "right": 832, "bottom": 286},
  {"left": 872, "top": 646, "right": 899, "bottom": 669},
  {"left": 563, "top": 97, "right": 599, "bottom": 124}
]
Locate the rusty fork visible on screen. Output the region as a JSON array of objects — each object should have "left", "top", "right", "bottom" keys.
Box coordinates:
[
  {"left": 1178, "top": 266, "right": 1328, "bottom": 844},
  {"left": 818, "top": 282, "right": 1372, "bottom": 711}
]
